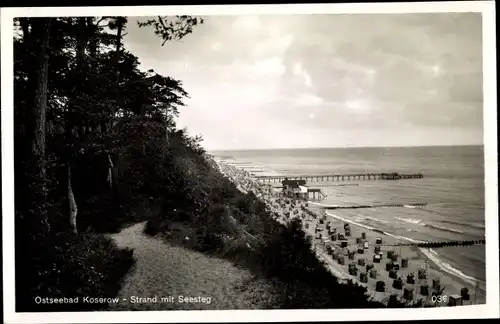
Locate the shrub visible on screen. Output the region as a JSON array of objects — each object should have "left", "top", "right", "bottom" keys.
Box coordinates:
[
  {"left": 16, "top": 228, "right": 135, "bottom": 312},
  {"left": 143, "top": 217, "right": 164, "bottom": 236}
]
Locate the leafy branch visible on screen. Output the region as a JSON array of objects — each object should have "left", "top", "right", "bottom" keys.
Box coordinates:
[{"left": 137, "top": 15, "right": 204, "bottom": 46}]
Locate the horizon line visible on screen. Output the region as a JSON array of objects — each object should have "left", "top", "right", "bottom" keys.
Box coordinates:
[{"left": 207, "top": 143, "right": 484, "bottom": 152}]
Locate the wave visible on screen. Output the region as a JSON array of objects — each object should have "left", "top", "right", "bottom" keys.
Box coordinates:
[
  {"left": 227, "top": 162, "right": 256, "bottom": 167},
  {"left": 308, "top": 201, "right": 339, "bottom": 208},
  {"left": 414, "top": 207, "right": 485, "bottom": 230},
  {"left": 216, "top": 155, "right": 235, "bottom": 160},
  {"left": 395, "top": 217, "right": 424, "bottom": 225},
  {"left": 394, "top": 217, "right": 464, "bottom": 234},
  {"left": 440, "top": 219, "right": 485, "bottom": 230},
  {"left": 326, "top": 211, "right": 380, "bottom": 233},
  {"left": 325, "top": 211, "right": 479, "bottom": 286},
  {"left": 362, "top": 215, "right": 391, "bottom": 224},
  {"left": 418, "top": 249, "right": 478, "bottom": 287},
  {"left": 326, "top": 212, "right": 423, "bottom": 243},
  {"left": 424, "top": 223, "right": 464, "bottom": 234},
  {"left": 241, "top": 168, "right": 267, "bottom": 173}
]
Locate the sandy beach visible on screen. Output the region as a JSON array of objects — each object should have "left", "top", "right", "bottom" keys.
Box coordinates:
[
  {"left": 215, "top": 160, "right": 485, "bottom": 307},
  {"left": 310, "top": 205, "right": 485, "bottom": 306}
]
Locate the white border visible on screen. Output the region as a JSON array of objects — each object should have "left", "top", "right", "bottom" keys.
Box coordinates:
[{"left": 1, "top": 2, "right": 498, "bottom": 323}]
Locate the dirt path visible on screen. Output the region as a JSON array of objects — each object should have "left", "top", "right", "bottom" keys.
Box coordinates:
[{"left": 108, "top": 222, "right": 273, "bottom": 310}]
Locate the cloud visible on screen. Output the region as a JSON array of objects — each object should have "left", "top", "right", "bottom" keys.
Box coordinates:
[
  {"left": 231, "top": 15, "right": 261, "bottom": 31},
  {"left": 210, "top": 42, "right": 222, "bottom": 51},
  {"left": 292, "top": 62, "right": 313, "bottom": 88},
  {"left": 253, "top": 34, "right": 294, "bottom": 57},
  {"left": 124, "top": 13, "right": 484, "bottom": 150},
  {"left": 344, "top": 99, "right": 372, "bottom": 114},
  {"left": 250, "top": 57, "right": 287, "bottom": 77},
  {"left": 294, "top": 93, "right": 324, "bottom": 106}
]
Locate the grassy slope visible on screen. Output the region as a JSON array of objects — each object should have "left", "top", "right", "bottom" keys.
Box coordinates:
[
  {"left": 143, "top": 155, "right": 400, "bottom": 309},
  {"left": 109, "top": 222, "right": 280, "bottom": 310}
]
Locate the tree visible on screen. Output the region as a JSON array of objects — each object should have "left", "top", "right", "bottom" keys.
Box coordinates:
[
  {"left": 14, "top": 14, "right": 210, "bottom": 311},
  {"left": 20, "top": 17, "right": 52, "bottom": 238}
]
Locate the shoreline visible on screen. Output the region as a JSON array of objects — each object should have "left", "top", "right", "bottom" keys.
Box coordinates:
[
  {"left": 323, "top": 210, "right": 484, "bottom": 292},
  {"left": 323, "top": 210, "right": 482, "bottom": 287},
  {"left": 309, "top": 205, "right": 485, "bottom": 306},
  {"left": 213, "top": 158, "right": 485, "bottom": 307}
]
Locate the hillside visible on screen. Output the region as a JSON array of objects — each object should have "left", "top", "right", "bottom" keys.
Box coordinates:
[{"left": 109, "top": 222, "right": 279, "bottom": 310}]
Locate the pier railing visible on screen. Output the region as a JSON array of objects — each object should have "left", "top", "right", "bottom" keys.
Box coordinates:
[{"left": 255, "top": 172, "right": 424, "bottom": 183}]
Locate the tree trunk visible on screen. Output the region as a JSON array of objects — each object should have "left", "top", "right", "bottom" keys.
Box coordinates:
[
  {"left": 115, "top": 22, "right": 123, "bottom": 64},
  {"left": 19, "top": 18, "right": 30, "bottom": 41},
  {"left": 25, "top": 18, "right": 52, "bottom": 237},
  {"left": 102, "top": 21, "right": 126, "bottom": 190},
  {"left": 76, "top": 17, "right": 87, "bottom": 69},
  {"left": 62, "top": 18, "right": 88, "bottom": 234},
  {"left": 68, "top": 165, "right": 78, "bottom": 234},
  {"left": 110, "top": 18, "right": 125, "bottom": 121},
  {"left": 86, "top": 17, "right": 97, "bottom": 67},
  {"left": 64, "top": 18, "right": 87, "bottom": 141},
  {"left": 106, "top": 152, "right": 114, "bottom": 189}
]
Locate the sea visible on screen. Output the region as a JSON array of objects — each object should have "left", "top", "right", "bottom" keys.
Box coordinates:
[{"left": 211, "top": 145, "right": 486, "bottom": 287}]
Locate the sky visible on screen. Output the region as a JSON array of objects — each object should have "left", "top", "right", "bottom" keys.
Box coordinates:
[{"left": 123, "top": 13, "right": 484, "bottom": 151}]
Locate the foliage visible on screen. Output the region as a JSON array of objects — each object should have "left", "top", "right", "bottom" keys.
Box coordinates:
[
  {"left": 14, "top": 15, "right": 203, "bottom": 312},
  {"left": 15, "top": 222, "right": 135, "bottom": 312},
  {"left": 137, "top": 16, "right": 204, "bottom": 46}
]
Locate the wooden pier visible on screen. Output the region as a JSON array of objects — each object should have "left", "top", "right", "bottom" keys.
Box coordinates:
[
  {"left": 307, "top": 188, "right": 326, "bottom": 200},
  {"left": 255, "top": 172, "right": 424, "bottom": 183}
]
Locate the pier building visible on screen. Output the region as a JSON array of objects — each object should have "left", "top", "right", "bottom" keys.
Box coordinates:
[{"left": 281, "top": 178, "right": 326, "bottom": 200}]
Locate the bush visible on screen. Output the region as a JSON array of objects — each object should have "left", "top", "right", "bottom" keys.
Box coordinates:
[
  {"left": 77, "top": 193, "right": 128, "bottom": 234},
  {"left": 16, "top": 228, "right": 135, "bottom": 312},
  {"left": 197, "top": 232, "right": 226, "bottom": 253},
  {"left": 143, "top": 217, "right": 163, "bottom": 236}
]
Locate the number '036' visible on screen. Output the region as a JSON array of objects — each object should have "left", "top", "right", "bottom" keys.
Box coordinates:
[{"left": 431, "top": 295, "right": 447, "bottom": 303}]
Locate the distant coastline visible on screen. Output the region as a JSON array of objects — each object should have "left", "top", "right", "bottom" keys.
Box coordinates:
[{"left": 209, "top": 144, "right": 484, "bottom": 153}]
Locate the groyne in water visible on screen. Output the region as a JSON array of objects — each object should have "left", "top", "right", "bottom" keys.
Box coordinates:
[
  {"left": 385, "top": 240, "right": 486, "bottom": 248},
  {"left": 307, "top": 202, "right": 428, "bottom": 209},
  {"left": 324, "top": 203, "right": 428, "bottom": 209}
]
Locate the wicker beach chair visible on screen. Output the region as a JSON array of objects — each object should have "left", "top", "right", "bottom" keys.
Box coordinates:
[
  {"left": 392, "top": 277, "right": 403, "bottom": 290},
  {"left": 420, "top": 284, "right": 429, "bottom": 296},
  {"left": 375, "top": 280, "right": 385, "bottom": 292},
  {"left": 460, "top": 287, "right": 470, "bottom": 301},
  {"left": 404, "top": 287, "right": 414, "bottom": 300}
]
